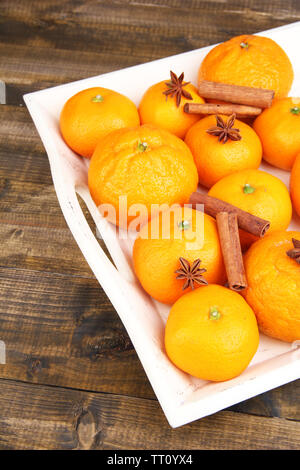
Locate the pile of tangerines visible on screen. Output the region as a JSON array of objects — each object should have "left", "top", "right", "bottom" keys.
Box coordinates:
[{"left": 60, "top": 35, "right": 300, "bottom": 383}]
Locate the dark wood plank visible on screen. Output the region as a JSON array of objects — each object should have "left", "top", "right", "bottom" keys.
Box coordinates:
[
  {"left": 0, "top": 266, "right": 155, "bottom": 399},
  {"left": 0, "top": 378, "right": 299, "bottom": 450},
  {"left": 1, "top": 0, "right": 299, "bottom": 56},
  {"left": 0, "top": 43, "right": 137, "bottom": 103},
  {"left": 0, "top": 105, "right": 97, "bottom": 236},
  {"left": 0, "top": 222, "right": 95, "bottom": 277},
  {"left": 0, "top": 105, "right": 113, "bottom": 276},
  {"left": 1, "top": 1, "right": 299, "bottom": 104},
  {"left": 0, "top": 105, "right": 45, "bottom": 157},
  {"left": 0, "top": 105, "right": 67, "bottom": 228}
]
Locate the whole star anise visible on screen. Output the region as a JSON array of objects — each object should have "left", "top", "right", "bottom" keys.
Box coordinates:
[
  {"left": 163, "top": 71, "right": 193, "bottom": 107},
  {"left": 175, "top": 257, "right": 208, "bottom": 291},
  {"left": 286, "top": 238, "right": 300, "bottom": 264},
  {"left": 206, "top": 114, "right": 242, "bottom": 143}
]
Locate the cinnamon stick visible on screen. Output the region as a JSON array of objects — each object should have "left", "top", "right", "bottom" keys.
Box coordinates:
[
  {"left": 184, "top": 102, "right": 262, "bottom": 118},
  {"left": 198, "top": 81, "right": 274, "bottom": 108},
  {"left": 216, "top": 212, "right": 247, "bottom": 291},
  {"left": 189, "top": 192, "right": 270, "bottom": 238}
]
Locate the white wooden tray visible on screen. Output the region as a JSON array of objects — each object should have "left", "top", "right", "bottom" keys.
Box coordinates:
[{"left": 24, "top": 21, "right": 300, "bottom": 428}]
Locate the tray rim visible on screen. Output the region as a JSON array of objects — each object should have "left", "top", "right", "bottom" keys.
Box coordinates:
[{"left": 23, "top": 21, "right": 300, "bottom": 428}]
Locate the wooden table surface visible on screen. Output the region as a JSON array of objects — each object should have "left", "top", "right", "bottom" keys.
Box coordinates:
[{"left": 0, "top": 0, "right": 300, "bottom": 450}]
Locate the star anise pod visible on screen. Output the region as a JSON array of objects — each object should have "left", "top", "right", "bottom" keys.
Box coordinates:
[
  {"left": 206, "top": 114, "right": 242, "bottom": 143},
  {"left": 163, "top": 71, "right": 193, "bottom": 107},
  {"left": 286, "top": 238, "right": 300, "bottom": 264},
  {"left": 175, "top": 257, "right": 208, "bottom": 291}
]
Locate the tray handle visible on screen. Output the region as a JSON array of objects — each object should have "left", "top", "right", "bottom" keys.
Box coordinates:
[{"left": 75, "top": 184, "right": 135, "bottom": 283}]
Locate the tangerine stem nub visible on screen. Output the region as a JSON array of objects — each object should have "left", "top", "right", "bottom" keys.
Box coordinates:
[
  {"left": 240, "top": 41, "right": 249, "bottom": 49},
  {"left": 178, "top": 220, "right": 190, "bottom": 231},
  {"left": 290, "top": 106, "right": 300, "bottom": 115},
  {"left": 209, "top": 306, "right": 221, "bottom": 320},
  {"left": 243, "top": 183, "right": 255, "bottom": 194},
  {"left": 91, "top": 94, "right": 104, "bottom": 103},
  {"left": 137, "top": 141, "right": 148, "bottom": 152}
]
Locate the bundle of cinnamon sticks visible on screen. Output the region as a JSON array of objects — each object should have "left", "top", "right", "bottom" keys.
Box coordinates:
[
  {"left": 184, "top": 80, "right": 275, "bottom": 118},
  {"left": 189, "top": 192, "right": 270, "bottom": 292},
  {"left": 185, "top": 80, "right": 274, "bottom": 290}
]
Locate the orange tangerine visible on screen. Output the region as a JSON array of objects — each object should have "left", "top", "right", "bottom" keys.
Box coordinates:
[
  {"left": 60, "top": 87, "right": 140, "bottom": 158},
  {"left": 208, "top": 169, "right": 292, "bottom": 249},
  {"left": 244, "top": 231, "right": 300, "bottom": 343},
  {"left": 165, "top": 284, "right": 259, "bottom": 381},
  {"left": 139, "top": 71, "right": 205, "bottom": 138},
  {"left": 199, "top": 35, "right": 293, "bottom": 99},
  {"left": 185, "top": 114, "right": 262, "bottom": 188},
  {"left": 290, "top": 153, "right": 300, "bottom": 217},
  {"left": 133, "top": 206, "right": 225, "bottom": 304},
  {"left": 88, "top": 125, "right": 198, "bottom": 228},
  {"left": 253, "top": 98, "right": 300, "bottom": 170}
]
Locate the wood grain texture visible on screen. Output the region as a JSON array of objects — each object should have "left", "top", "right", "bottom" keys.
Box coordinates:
[
  {"left": 0, "top": 0, "right": 299, "bottom": 450},
  {"left": 0, "top": 378, "right": 299, "bottom": 450},
  {"left": 0, "top": 266, "right": 155, "bottom": 399},
  {"left": 1, "top": 0, "right": 299, "bottom": 55},
  {"left": 0, "top": 0, "right": 299, "bottom": 104}
]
